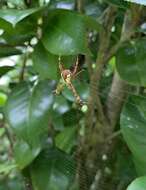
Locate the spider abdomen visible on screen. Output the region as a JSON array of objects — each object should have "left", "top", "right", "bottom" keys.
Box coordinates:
[{"left": 61, "top": 70, "right": 72, "bottom": 80}]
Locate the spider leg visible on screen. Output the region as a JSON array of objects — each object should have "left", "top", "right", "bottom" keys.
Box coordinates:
[
  {"left": 72, "top": 69, "right": 84, "bottom": 79},
  {"left": 58, "top": 56, "right": 65, "bottom": 74},
  {"left": 72, "top": 56, "right": 79, "bottom": 76}
]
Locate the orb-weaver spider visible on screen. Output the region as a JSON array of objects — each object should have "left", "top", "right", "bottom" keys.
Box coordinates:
[{"left": 55, "top": 56, "right": 83, "bottom": 106}]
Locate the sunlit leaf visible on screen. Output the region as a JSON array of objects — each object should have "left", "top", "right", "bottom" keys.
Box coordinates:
[
  {"left": 42, "top": 9, "right": 90, "bottom": 55},
  {"left": 53, "top": 96, "right": 69, "bottom": 114},
  {"left": 0, "top": 128, "right": 5, "bottom": 137},
  {"left": 5, "top": 80, "right": 54, "bottom": 147},
  {"left": 127, "top": 176, "right": 146, "bottom": 190},
  {"left": 0, "top": 92, "right": 7, "bottom": 107},
  {"left": 0, "top": 163, "right": 16, "bottom": 174},
  {"left": 0, "top": 7, "right": 42, "bottom": 27},
  {"left": 14, "top": 140, "right": 41, "bottom": 169}
]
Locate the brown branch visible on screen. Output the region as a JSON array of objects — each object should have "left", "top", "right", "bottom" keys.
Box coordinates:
[
  {"left": 86, "top": 6, "right": 117, "bottom": 128},
  {"left": 74, "top": 0, "right": 84, "bottom": 13},
  {"left": 86, "top": 5, "right": 143, "bottom": 190},
  {"left": 24, "top": 176, "right": 33, "bottom": 190},
  {"left": 106, "top": 5, "right": 143, "bottom": 129},
  {"left": 19, "top": 54, "right": 28, "bottom": 82},
  {"left": 106, "top": 72, "right": 130, "bottom": 128},
  {"left": 105, "top": 4, "right": 143, "bottom": 65},
  {"left": 78, "top": 6, "right": 117, "bottom": 190}
]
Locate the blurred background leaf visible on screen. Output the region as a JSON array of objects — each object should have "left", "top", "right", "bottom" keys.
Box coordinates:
[
  {"left": 127, "top": 176, "right": 146, "bottom": 190},
  {"left": 121, "top": 96, "right": 146, "bottom": 175}
]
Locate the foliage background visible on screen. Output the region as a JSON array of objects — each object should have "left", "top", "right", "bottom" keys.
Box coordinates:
[{"left": 0, "top": 0, "right": 146, "bottom": 190}]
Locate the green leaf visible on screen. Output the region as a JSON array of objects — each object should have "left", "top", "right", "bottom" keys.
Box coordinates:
[
  {"left": 42, "top": 9, "right": 90, "bottom": 55},
  {"left": 32, "top": 42, "right": 58, "bottom": 80},
  {"left": 104, "top": 0, "right": 129, "bottom": 8},
  {"left": 1, "top": 21, "right": 36, "bottom": 45},
  {"left": 51, "top": 111, "right": 64, "bottom": 131},
  {"left": 121, "top": 95, "right": 146, "bottom": 175},
  {"left": 0, "top": 7, "right": 42, "bottom": 27},
  {"left": 0, "top": 46, "right": 22, "bottom": 58},
  {"left": 30, "top": 148, "right": 75, "bottom": 190},
  {"left": 14, "top": 140, "right": 41, "bottom": 169},
  {"left": 127, "top": 176, "right": 146, "bottom": 190},
  {"left": 0, "top": 163, "right": 16, "bottom": 174},
  {"left": 83, "top": 15, "right": 101, "bottom": 31},
  {"left": 116, "top": 39, "right": 146, "bottom": 86},
  {"left": 124, "top": 0, "right": 146, "bottom": 6},
  {"left": 5, "top": 80, "right": 54, "bottom": 147},
  {"left": 0, "top": 92, "right": 7, "bottom": 107},
  {"left": 62, "top": 81, "right": 89, "bottom": 102},
  {"left": 0, "top": 128, "right": 5, "bottom": 137},
  {"left": 0, "top": 66, "right": 13, "bottom": 76},
  {"left": 0, "top": 11, "right": 38, "bottom": 45},
  {"left": 53, "top": 96, "right": 70, "bottom": 114},
  {"left": 55, "top": 127, "right": 76, "bottom": 153},
  {"left": 63, "top": 109, "right": 83, "bottom": 127}
]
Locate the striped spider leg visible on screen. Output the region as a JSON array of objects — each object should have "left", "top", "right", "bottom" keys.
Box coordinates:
[{"left": 55, "top": 56, "right": 83, "bottom": 106}]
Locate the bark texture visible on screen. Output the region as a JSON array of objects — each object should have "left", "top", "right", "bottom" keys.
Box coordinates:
[{"left": 77, "top": 4, "right": 143, "bottom": 190}]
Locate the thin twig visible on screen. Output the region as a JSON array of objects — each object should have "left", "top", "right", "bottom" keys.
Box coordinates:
[
  {"left": 19, "top": 54, "right": 28, "bottom": 81},
  {"left": 24, "top": 177, "right": 33, "bottom": 190},
  {"left": 106, "top": 130, "right": 121, "bottom": 142}
]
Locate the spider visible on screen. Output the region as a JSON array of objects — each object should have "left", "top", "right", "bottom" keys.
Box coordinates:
[{"left": 55, "top": 56, "right": 83, "bottom": 106}]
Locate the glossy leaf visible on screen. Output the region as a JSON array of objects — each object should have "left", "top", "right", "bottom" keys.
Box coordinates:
[
  {"left": 51, "top": 111, "right": 64, "bottom": 131},
  {"left": 55, "top": 127, "right": 76, "bottom": 153},
  {"left": 127, "top": 176, "right": 146, "bottom": 190},
  {"left": 83, "top": 15, "right": 101, "bottom": 31},
  {"left": 0, "top": 46, "right": 22, "bottom": 58},
  {"left": 0, "top": 66, "right": 14, "bottom": 76},
  {"left": 5, "top": 80, "right": 54, "bottom": 147},
  {"left": 121, "top": 95, "right": 146, "bottom": 175},
  {"left": 0, "top": 7, "right": 42, "bottom": 27},
  {"left": 53, "top": 96, "right": 69, "bottom": 114},
  {"left": 0, "top": 11, "right": 38, "bottom": 45},
  {"left": 30, "top": 148, "right": 75, "bottom": 190},
  {"left": 14, "top": 140, "right": 41, "bottom": 169},
  {"left": 2, "top": 21, "right": 36, "bottom": 45},
  {"left": 62, "top": 81, "right": 89, "bottom": 102},
  {"left": 42, "top": 9, "right": 90, "bottom": 55},
  {"left": 32, "top": 42, "right": 58, "bottom": 80},
  {"left": 116, "top": 39, "right": 146, "bottom": 86}
]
